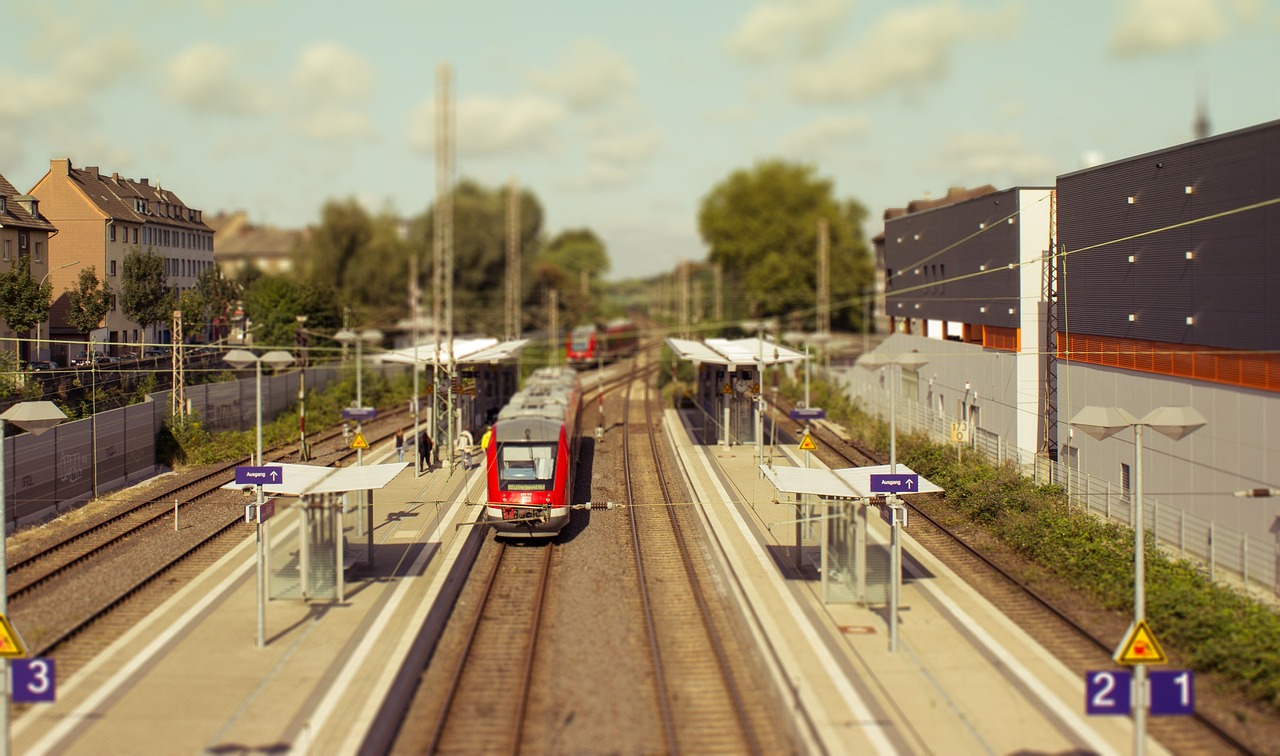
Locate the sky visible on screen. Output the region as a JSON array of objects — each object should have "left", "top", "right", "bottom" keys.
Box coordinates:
[{"left": 3, "top": 0, "right": 1279, "bottom": 281}]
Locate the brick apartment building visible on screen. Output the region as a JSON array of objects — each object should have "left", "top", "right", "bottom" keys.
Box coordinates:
[
  {"left": 29, "top": 159, "right": 214, "bottom": 365},
  {"left": 0, "top": 172, "right": 57, "bottom": 363}
]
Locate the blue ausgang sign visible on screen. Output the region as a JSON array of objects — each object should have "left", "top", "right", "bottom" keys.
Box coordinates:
[
  {"left": 789, "top": 407, "right": 826, "bottom": 421},
  {"left": 341, "top": 407, "right": 377, "bottom": 422},
  {"left": 869, "top": 473, "right": 919, "bottom": 493},
  {"left": 235, "top": 466, "right": 284, "bottom": 485}
]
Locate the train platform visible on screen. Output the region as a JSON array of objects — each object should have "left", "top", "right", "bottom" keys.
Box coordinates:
[
  {"left": 663, "top": 407, "right": 1161, "bottom": 755},
  {"left": 12, "top": 443, "right": 489, "bottom": 756},
  {"left": 12, "top": 412, "right": 1164, "bottom": 755}
]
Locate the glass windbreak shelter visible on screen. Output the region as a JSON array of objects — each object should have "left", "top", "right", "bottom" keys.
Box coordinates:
[{"left": 666, "top": 336, "right": 808, "bottom": 447}]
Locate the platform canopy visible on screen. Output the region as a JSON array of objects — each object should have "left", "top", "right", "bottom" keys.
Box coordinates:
[
  {"left": 760, "top": 463, "right": 942, "bottom": 499},
  {"left": 222, "top": 462, "right": 410, "bottom": 496},
  {"left": 376, "top": 338, "right": 529, "bottom": 367},
  {"left": 665, "top": 336, "right": 807, "bottom": 368}
]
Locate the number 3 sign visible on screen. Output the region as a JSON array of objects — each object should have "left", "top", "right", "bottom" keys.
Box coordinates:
[{"left": 12, "top": 658, "right": 56, "bottom": 703}]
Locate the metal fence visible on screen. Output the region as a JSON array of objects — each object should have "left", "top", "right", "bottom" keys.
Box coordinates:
[
  {"left": 836, "top": 368, "right": 1279, "bottom": 599},
  {"left": 2, "top": 365, "right": 345, "bottom": 529}
]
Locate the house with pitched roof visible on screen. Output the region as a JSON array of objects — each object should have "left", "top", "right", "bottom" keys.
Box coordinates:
[
  {"left": 29, "top": 159, "right": 215, "bottom": 365},
  {"left": 0, "top": 172, "right": 58, "bottom": 363}
]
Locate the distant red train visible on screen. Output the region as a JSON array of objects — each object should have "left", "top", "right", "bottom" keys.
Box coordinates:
[
  {"left": 484, "top": 367, "right": 581, "bottom": 537},
  {"left": 566, "top": 319, "right": 638, "bottom": 368}
]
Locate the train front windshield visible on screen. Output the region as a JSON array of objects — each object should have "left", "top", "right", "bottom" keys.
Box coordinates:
[
  {"left": 498, "top": 443, "right": 558, "bottom": 491},
  {"left": 570, "top": 327, "right": 594, "bottom": 351}
]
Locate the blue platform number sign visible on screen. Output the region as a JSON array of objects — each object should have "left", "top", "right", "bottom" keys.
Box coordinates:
[
  {"left": 1150, "top": 670, "right": 1195, "bottom": 715},
  {"left": 12, "top": 657, "right": 56, "bottom": 703},
  {"left": 1085, "top": 670, "right": 1131, "bottom": 715}
]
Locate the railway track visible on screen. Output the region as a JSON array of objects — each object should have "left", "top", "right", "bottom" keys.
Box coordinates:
[
  {"left": 621, "top": 357, "right": 789, "bottom": 754},
  {"left": 768, "top": 393, "right": 1254, "bottom": 755},
  {"left": 416, "top": 541, "right": 554, "bottom": 753},
  {"left": 9, "top": 406, "right": 410, "bottom": 669}
]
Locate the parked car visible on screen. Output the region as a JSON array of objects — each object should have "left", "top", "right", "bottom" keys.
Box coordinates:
[
  {"left": 142, "top": 347, "right": 168, "bottom": 358},
  {"left": 26, "top": 360, "right": 59, "bottom": 371},
  {"left": 70, "top": 351, "right": 103, "bottom": 367}
]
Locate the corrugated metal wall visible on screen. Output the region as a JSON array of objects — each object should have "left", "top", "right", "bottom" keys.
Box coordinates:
[
  {"left": 1058, "top": 120, "right": 1280, "bottom": 350},
  {"left": 883, "top": 187, "right": 1031, "bottom": 328}
]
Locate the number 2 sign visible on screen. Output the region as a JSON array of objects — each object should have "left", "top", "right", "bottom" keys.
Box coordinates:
[
  {"left": 1086, "top": 669, "right": 1132, "bottom": 715},
  {"left": 12, "top": 658, "right": 56, "bottom": 703}
]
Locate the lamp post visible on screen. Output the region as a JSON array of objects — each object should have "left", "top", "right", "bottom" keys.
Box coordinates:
[
  {"left": 295, "top": 316, "right": 309, "bottom": 461},
  {"left": 1, "top": 401, "right": 68, "bottom": 756},
  {"left": 35, "top": 260, "right": 79, "bottom": 362},
  {"left": 859, "top": 349, "right": 928, "bottom": 653},
  {"left": 333, "top": 329, "right": 382, "bottom": 527},
  {"left": 224, "top": 348, "right": 294, "bottom": 648},
  {"left": 1070, "top": 404, "right": 1206, "bottom": 756}
]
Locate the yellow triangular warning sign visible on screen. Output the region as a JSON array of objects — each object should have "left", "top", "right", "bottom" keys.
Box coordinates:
[
  {"left": 350, "top": 432, "right": 369, "bottom": 450},
  {"left": 1115, "top": 619, "right": 1167, "bottom": 665},
  {"left": 0, "top": 614, "right": 29, "bottom": 658},
  {"left": 798, "top": 433, "right": 817, "bottom": 452}
]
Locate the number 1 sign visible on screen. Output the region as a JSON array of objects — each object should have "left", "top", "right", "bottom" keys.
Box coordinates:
[{"left": 1150, "top": 670, "right": 1195, "bottom": 715}]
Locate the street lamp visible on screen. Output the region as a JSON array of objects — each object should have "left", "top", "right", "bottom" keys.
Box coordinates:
[
  {"left": 34, "top": 260, "right": 79, "bottom": 362},
  {"left": 224, "top": 348, "right": 294, "bottom": 648},
  {"left": 858, "top": 349, "right": 928, "bottom": 653},
  {"left": 1069, "top": 404, "right": 1206, "bottom": 756},
  {"left": 0, "top": 401, "right": 68, "bottom": 756},
  {"left": 334, "top": 329, "right": 383, "bottom": 529}
]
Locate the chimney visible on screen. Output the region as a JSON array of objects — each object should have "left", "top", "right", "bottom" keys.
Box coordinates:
[
  {"left": 86, "top": 166, "right": 100, "bottom": 179},
  {"left": 140, "top": 178, "right": 149, "bottom": 186},
  {"left": 52, "top": 158, "right": 71, "bottom": 176}
]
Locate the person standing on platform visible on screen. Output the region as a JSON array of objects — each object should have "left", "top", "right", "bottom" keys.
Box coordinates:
[
  {"left": 394, "top": 427, "right": 406, "bottom": 463},
  {"left": 419, "top": 429, "right": 434, "bottom": 472}
]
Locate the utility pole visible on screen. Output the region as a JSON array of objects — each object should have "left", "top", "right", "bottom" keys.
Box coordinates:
[
  {"left": 505, "top": 176, "right": 521, "bottom": 341},
  {"left": 714, "top": 264, "right": 723, "bottom": 325},
  {"left": 296, "top": 315, "right": 309, "bottom": 461},
  {"left": 548, "top": 289, "right": 558, "bottom": 366},
  {"left": 817, "top": 218, "right": 830, "bottom": 337},
  {"left": 434, "top": 62, "right": 456, "bottom": 468},
  {"left": 678, "top": 259, "right": 690, "bottom": 338},
  {"left": 171, "top": 309, "right": 185, "bottom": 417},
  {"left": 410, "top": 253, "right": 420, "bottom": 473}
]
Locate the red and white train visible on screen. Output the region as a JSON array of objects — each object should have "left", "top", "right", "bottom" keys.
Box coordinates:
[
  {"left": 565, "top": 319, "right": 638, "bottom": 368},
  {"left": 484, "top": 367, "right": 581, "bottom": 537}
]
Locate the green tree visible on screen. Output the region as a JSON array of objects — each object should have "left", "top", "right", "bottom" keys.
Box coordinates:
[
  {"left": 412, "top": 180, "right": 545, "bottom": 334},
  {"left": 297, "top": 198, "right": 376, "bottom": 291},
  {"left": 65, "top": 266, "right": 113, "bottom": 349},
  {"left": 544, "top": 228, "right": 609, "bottom": 283},
  {"left": 0, "top": 255, "right": 53, "bottom": 339},
  {"left": 698, "top": 159, "right": 874, "bottom": 329},
  {"left": 183, "top": 265, "right": 241, "bottom": 341},
  {"left": 120, "top": 249, "right": 173, "bottom": 338},
  {"left": 241, "top": 274, "right": 342, "bottom": 348}
]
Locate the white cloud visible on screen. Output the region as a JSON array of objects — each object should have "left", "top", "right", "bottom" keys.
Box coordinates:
[
  {"left": 166, "top": 43, "right": 273, "bottom": 115},
  {"left": 558, "top": 162, "right": 644, "bottom": 192},
  {"left": 410, "top": 94, "right": 565, "bottom": 157},
  {"left": 528, "top": 40, "right": 637, "bottom": 109},
  {"left": 789, "top": 2, "right": 1021, "bottom": 103},
  {"left": 781, "top": 115, "right": 870, "bottom": 158},
  {"left": 0, "top": 34, "right": 140, "bottom": 121},
  {"left": 296, "top": 108, "right": 378, "bottom": 142},
  {"left": 586, "top": 130, "right": 662, "bottom": 162},
  {"left": 926, "top": 132, "right": 1058, "bottom": 185},
  {"left": 727, "top": 0, "right": 854, "bottom": 61},
  {"left": 292, "top": 42, "right": 376, "bottom": 103},
  {"left": 1110, "top": 0, "right": 1226, "bottom": 57}
]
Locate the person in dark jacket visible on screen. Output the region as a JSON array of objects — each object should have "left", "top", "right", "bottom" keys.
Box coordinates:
[{"left": 418, "top": 430, "right": 434, "bottom": 472}]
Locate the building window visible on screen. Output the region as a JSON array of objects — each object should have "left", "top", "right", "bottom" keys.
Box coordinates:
[
  {"left": 132, "top": 227, "right": 138, "bottom": 244},
  {"left": 0, "top": 197, "right": 5, "bottom": 213},
  {"left": 2, "top": 240, "right": 8, "bottom": 261},
  {"left": 110, "top": 225, "right": 116, "bottom": 242},
  {"left": 34, "top": 241, "right": 42, "bottom": 262},
  {"left": 109, "top": 260, "right": 117, "bottom": 276},
  {"left": 110, "top": 295, "right": 117, "bottom": 311},
  {"left": 1121, "top": 462, "right": 1131, "bottom": 503}
]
